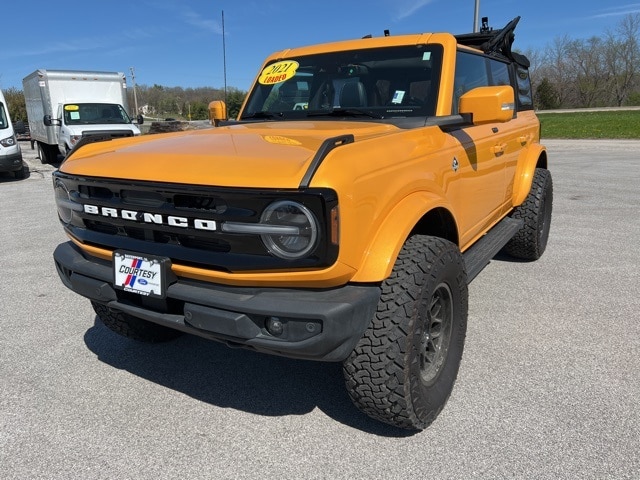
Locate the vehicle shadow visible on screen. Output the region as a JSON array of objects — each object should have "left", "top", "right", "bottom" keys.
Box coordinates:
[{"left": 83, "top": 317, "right": 415, "bottom": 437}]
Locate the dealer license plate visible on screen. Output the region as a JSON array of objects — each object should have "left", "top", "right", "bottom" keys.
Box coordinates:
[{"left": 113, "top": 251, "right": 169, "bottom": 298}]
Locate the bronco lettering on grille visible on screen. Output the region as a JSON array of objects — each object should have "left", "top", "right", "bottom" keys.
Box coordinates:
[{"left": 83, "top": 204, "right": 217, "bottom": 231}]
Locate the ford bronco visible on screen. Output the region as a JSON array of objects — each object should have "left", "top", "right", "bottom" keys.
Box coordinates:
[{"left": 52, "top": 17, "right": 552, "bottom": 430}]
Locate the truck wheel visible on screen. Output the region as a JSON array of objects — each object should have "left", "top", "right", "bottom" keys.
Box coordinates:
[
  {"left": 91, "top": 301, "right": 183, "bottom": 343},
  {"left": 343, "top": 236, "right": 468, "bottom": 430},
  {"left": 37, "top": 142, "right": 50, "bottom": 164},
  {"left": 503, "top": 168, "right": 553, "bottom": 260}
]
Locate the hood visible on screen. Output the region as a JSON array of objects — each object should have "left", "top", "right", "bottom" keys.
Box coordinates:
[{"left": 60, "top": 121, "right": 398, "bottom": 188}]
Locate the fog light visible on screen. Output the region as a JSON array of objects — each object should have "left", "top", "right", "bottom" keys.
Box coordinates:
[{"left": 266, "top": 317, "right": 284, "bottom": 336}]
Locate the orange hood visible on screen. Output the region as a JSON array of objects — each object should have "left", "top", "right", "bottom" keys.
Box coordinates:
[{"left": 60, "top": 121, "right": 398, "bottom": 188}]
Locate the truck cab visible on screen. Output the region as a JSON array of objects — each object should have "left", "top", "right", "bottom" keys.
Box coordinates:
[{"left": 45, "top": 102, "right": 142, "bottom": 156}]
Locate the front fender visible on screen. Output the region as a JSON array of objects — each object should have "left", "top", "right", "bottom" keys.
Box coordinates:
[{"left": 351, "top": 192, "right": 455, "bottom": 282}]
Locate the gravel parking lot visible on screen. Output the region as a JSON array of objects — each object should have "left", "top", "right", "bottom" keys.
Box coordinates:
[{"left": 1, "top": 139, "right": 639, "bottom": 479}]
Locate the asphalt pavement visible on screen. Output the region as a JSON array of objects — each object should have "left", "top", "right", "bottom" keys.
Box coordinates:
[{"left": 1, "top": 139, "right": 638, "bottom": 479}]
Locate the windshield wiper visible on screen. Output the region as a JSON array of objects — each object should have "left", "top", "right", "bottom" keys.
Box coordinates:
[
  {"left": 308, "top": 108, "right": 383, "bottom": 119},
  {"left": 241, "top": 111, "right": 286, "bottom": 121}
]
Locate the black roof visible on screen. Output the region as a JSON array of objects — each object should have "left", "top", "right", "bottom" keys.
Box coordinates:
[{"left": 455, "top": 16, "right": 530, "bottom": 68}]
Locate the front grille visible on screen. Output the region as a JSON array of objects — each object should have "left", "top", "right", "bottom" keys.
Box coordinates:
[{"left": 55, "top": 172, "right": 338, "bottom": 272}]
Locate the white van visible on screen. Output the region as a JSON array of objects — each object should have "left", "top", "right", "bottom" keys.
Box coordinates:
[{"left": 0, "top": 89, "right": 26, "bottom": 179}]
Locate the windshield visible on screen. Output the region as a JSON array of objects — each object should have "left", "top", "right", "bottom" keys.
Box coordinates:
[
  {"left": 0, "top": 103, "right": 8, "bottom": 130},
  {"left": 63, "top": 103, "right": 131, "bottom": 125},
  {"left": 242, "top": 45, "right": 443, "bottom": 121}
]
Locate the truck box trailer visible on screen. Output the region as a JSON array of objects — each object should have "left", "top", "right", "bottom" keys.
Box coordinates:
[{"left": 22, "top": 69, "right": 143, "bottom": 163}]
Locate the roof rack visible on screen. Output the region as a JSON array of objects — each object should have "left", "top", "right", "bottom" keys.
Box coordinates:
[{"left": 455, "top": 16, "right": 529, "bottom": 68}]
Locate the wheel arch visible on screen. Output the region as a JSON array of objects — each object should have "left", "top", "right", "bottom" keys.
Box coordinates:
[
  {"left": 351, "top": 192, "right": 459, "bottom": 282},
  {"left": 512, "top": 144, "right": 548, "bottom": 206}
]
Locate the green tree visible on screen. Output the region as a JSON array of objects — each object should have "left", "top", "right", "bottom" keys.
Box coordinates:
[
  {"left": 224, "top": 88, "right": 247, "bottom": 120},
  {"left": 3, "top": 87, "right": 27, "bottom": 122},
  {"left": 535, "top": 78, "right": 560, "bottom": 110}
]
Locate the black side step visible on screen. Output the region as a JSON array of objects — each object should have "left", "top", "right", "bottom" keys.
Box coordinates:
[{"left": 463, "top": 216, "right": 523, "bottom": 282}]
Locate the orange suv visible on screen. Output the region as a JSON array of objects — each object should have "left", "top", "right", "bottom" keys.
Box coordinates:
[{"left": 53, "top": 17, "right": 551, "bottom": 430}]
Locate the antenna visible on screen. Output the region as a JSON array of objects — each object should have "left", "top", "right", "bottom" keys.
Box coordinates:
[
  {"left": 222, "top": 10, "right": 227, "bottom": 106},
  {"left": 473, "top": 0, "right": 480, "bottom": 32}
]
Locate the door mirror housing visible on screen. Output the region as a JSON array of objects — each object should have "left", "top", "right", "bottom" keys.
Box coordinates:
[
  {"left": 209, "top": 100, "right": 227, "bottom": 126},
  {"left": 459, "top": 85, "right": 515, "bottom": 125},
  {"left": 43, "top": 114, "right": 61, "bottom": 127}
]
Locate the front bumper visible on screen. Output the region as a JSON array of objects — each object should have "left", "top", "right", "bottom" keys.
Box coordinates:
[
  {"left": 53, "top": 241, "right": 380, "bottom": 361},
  {"left": 0, "top": 151, "right": 23, "bottom": 173}
]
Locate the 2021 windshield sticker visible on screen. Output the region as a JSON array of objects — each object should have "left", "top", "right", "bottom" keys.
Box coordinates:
[{"left": 259, "top": 61, "right": 299, "bottom": 85}]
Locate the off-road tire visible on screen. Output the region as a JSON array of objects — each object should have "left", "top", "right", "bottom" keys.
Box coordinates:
[
  {"left": 343, "top": 235, "right": 468, "bottom": 430},
  {"left": 503, "top": 168, "right": 553, "bottom": 260},
  {"left": 91, "top": 301, "right": 183, "bottom": 343}
]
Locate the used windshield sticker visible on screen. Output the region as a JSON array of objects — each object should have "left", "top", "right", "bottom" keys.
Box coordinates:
[
  {"left": 391, "top": 90, "right": 406, "bottom": 104},
  {"left": 259, "top": 61, "right": 299, "bottom": 85}
]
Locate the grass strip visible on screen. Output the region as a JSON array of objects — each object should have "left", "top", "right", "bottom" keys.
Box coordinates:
[{"left": 537, "top": 110, "right": 640, "bottom": 139}]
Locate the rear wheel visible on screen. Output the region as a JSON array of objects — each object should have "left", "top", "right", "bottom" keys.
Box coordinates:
[
  {"left": 91, "top": 301, "right": 183, "bottom": 343},
  {"left": 37, "top": 142, "right": 50, "bottom": 164},
  {"left": 37, "top": 142, "right": 59, "bottom": 164},
  {"left": 503, "top": 168, "right": 553, "bottom": 260},
  {"left": 343, "top": 236, "right": 468, "bottom": 430}
]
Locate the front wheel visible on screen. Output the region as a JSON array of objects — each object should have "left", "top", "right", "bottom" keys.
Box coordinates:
[
  {"left": 343, "top": 236, "right": 468, "bottom": 430},
  {"left": 14, "top": 164, "right": 27, "bottom": 179}
]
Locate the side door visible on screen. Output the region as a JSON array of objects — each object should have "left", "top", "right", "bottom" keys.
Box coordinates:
[{"left": 450, "top": 51, "right": 511, "bottom": 245}]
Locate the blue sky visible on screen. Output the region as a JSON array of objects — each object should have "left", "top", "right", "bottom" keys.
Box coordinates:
[{"left": 1, "top": 1, "right": 637, "bottom": 92}]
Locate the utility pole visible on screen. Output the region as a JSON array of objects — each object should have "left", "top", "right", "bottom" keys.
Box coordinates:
[
  {"left": 473, "top": 0, "right": 480, "bottom": 32},
  {"left": 129, "top": 66, "right": 139, "bottom": 116}
]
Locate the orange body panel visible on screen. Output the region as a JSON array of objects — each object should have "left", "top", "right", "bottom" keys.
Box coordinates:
[{"left": 59, "top": 30, "right": 545, "bottom": 288}]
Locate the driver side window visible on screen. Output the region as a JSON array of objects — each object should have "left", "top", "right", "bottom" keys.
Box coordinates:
[{"left": 453, "top": 52, "right": 489, "bottom": 114}]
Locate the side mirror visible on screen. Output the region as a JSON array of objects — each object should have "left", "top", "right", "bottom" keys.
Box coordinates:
[
  {"left": 43, "top": 115, "right": 61, "bottom": 127},
  {"left": 208, "top": 100, "right": 227, "bottom": 126},
  {"left": 458, "top": 85, "right": 515, "bottom": 124}
]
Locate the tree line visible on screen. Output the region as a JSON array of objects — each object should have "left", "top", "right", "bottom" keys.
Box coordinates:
[
  {"left": 3, "top": 13, "right": 640, "bottom": 120},
  {"left": 3, "top": 83, "right": 247, "bottom": 124},
  {"left": 527, "top": 14, "right": 640, "bottom": 109}
]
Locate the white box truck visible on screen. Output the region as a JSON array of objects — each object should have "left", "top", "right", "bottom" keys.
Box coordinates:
[{"left": 22, "top": 69, "right": 143, "bottom": 163}]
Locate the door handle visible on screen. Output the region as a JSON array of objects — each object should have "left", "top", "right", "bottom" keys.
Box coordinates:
[
  {"left": 491, "top": 143, "right": 507, "bottom": 155},
  {"left": 518, "top": 134, "right": 532, "bottom": 145}
]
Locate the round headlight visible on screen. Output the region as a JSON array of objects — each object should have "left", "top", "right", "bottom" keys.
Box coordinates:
[
  {"left": 260, "top": 200, "right": 318, "bottom": 259},
  {"left": 54, "top": 179, "right": 73, "bottom": 224}
]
